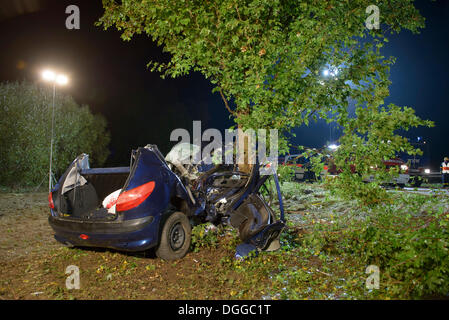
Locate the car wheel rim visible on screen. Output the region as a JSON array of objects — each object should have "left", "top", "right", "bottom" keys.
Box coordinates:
[{"left": 169, "top": 222, "right": 185, "bottom": 251}]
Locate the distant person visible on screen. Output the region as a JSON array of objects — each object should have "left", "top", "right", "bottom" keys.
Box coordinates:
[{"left": 441, "top": 157, "right": 449, "bottom": 188}]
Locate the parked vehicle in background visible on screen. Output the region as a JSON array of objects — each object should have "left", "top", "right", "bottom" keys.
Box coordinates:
[
  {"left": 406, "top": 159, "right": 427, "bottom": 187},
  {"left": 324, "top": 155, "right": 410, "bottom": 188},
  {"left": 281, "top": 147, "right": 410, "bottom": 188},
  {"left": 281, "top": 154, "right": 328, "bottom": 182},
  {"left": 362, "top": 158, "right": 410, "bottom": 188},
  {"left": 398, "top": 137, "right": 444, "bottom": 186},
  {"left": 402, "top": 140, "right": 432, "bottom": 186}
]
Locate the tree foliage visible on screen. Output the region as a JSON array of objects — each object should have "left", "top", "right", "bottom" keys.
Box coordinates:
[
  {"left": 325, "top": 104, "right": 433, "bottom": 205},
  {"left": 98, "top": 0, "right": 433, "bottom": 202},
  {"left": 0, "top": 82, "right": 110, "bottom": 188},
  {"left": 299, "top": 191, "right": 449, "bottom": 298}
]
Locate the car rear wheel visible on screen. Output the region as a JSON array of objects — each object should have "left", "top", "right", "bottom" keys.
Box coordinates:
[{"left": 156, "top": 211, "right": 191, "bottom": 260}]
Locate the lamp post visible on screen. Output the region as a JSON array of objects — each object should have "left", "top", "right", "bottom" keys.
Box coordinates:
[
  {"left": 321, "top": 66, "right": 340, "bottom": 147},
  {"left": 42, "top": 70, "right": 69, "bottom": 192}
]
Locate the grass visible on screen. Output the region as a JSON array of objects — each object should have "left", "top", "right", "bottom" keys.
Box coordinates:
[{"left": 0, "top": 182, "right": 448, "bottom": 299}]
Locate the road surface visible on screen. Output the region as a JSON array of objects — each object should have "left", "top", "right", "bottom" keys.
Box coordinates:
[{"left": 387, "top": 186, "right": 449, "bottom": 196}]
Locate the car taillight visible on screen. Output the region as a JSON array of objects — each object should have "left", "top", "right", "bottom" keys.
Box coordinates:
[
  {"left": 48, "top": 192, "right": 55, "bottom": 209},
  {"left": 116, "top": 181, "right": 156, "bottom": 212}
]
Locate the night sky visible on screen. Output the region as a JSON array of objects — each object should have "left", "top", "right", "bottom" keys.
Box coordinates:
[{"left": 0, "top": 0, "right": 448, "bottom": 169}]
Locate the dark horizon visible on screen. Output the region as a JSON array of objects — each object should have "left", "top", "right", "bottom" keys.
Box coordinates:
[{"left": 0, "top": 0, "right": 448, "bottom": 170}]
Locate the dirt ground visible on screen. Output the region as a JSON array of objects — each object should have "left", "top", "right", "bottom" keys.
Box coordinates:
[
  {"left": 0, "top": 186, "right": 390, "bottom": 300},
  {"left": 0, "top": 192, "right": 272, "bottom": 300},
  {"left": 2, "top": 182, "right": 447, "bottom": 300}
]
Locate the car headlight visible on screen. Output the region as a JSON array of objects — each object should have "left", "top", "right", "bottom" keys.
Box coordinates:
[
  {"left": 424, "top": 168, "right": 430, "bottom": 174},
  {"left": 400, "top": 165, "right": 408, "bottom": 171}
]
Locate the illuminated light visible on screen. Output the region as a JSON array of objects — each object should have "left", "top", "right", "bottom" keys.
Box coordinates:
[
  {"left": 56, "top": 74, "right": 69, "bottom": 85},
  {"left": 48, "top": 192, "right": 54, "bottom": 209},
  {"left": 42, "top": 70, "right": 69, "bottom": 85},
  {"left": 42, "top": 70, "right": 56, "bottom": 81},
  {"left": 424, "top": 168, "right": 430, "bottom": 174},
  {"left": 116, "top": 181, "right": 156, "bottom": 212},
  {"left": 400, "top": 165, "right": 408, "bottom": 171},
  {"left": 79, "top": 234, "right": 89, "bottom": 240},
  {"left": 328, "top": 144, "right": 339, "bottom": 150}
]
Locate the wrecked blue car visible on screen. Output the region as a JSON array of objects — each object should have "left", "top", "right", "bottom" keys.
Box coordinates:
[{"left": 48, "top": 144, "right": 285, "bottom": 260}]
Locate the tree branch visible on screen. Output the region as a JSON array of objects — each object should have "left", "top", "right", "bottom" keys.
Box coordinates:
[{"left": 218, "top": 88, "right": 235, "bottom": 116}]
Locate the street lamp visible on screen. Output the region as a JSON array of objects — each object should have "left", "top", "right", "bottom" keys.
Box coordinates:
[
  {"left": 320, "top": 65, "right": 341, "bottom": 142},
  {"left": 322, "top": 66, "right": 339, "bottom": 79},
  {"left": 42, "top": 69, "right": 69, "bottom": 192}
]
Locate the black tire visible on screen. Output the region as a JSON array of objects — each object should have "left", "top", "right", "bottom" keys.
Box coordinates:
[{"left": 156, "top": 211, "right": 191, "bottom": 261}]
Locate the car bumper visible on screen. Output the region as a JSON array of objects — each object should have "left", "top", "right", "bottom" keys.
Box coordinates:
[{"left": 48, "top": 215, "right": 158, "bottom": 252}]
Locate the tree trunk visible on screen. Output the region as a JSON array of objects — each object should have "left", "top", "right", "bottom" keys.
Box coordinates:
[{"left": 237, "top": 122, "right": 253, "bottom": 174}]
